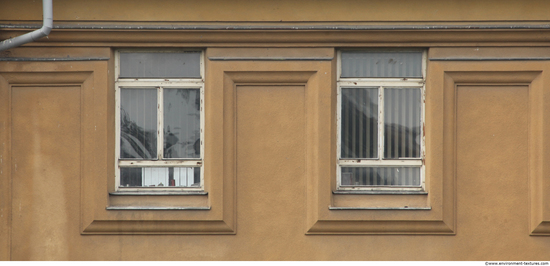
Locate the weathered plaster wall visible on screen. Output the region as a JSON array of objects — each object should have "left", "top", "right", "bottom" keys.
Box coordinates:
[{"left": 2, "top": 0, "right": 550, "bottom": 261}]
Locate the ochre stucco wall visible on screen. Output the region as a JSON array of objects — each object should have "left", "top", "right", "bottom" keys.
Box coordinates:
[
  {"left": 2, "top": 0, "right": 550, "bottom": 260},
  {"left": 1, "top": 0, "right": 550, "bottom": 22}
]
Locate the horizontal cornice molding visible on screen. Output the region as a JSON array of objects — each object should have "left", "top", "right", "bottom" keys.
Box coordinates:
[
  {"left": 3, "top": 22, "right": 550, "bottom": 47},
  {"left": 0, "top": 57, "right": 109, "bottom": 61},
  {"left": 3, "top": 23, "right": 550, "bottom": 31}
]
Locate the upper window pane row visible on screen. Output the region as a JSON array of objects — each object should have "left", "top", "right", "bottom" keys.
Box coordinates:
[
  {"left": 119, "top": 52, "right": 201, "bottom": 79},
  {"left": 341, "top": 51, "right": 423, "bottom": 78}
]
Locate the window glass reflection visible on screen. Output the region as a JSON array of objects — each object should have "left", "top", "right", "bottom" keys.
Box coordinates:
[
  {"left": 120, "top": 88, "right": 157, "bottom": 159},
  {"left": 163, "top": 89, "right": 201, "bottom": 159}
]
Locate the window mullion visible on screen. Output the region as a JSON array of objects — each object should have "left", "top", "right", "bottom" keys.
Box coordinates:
[
  {"left": 157, "top": 86, "right": 164, "bottom": 160},
  {"left": 378, "top": 86, "right": 384, "bottom": 161},
  {"left": 115, "top": 84, "right": 121, "bottom": 188},
  {"left": 336, "top": 84, "right": 342, "bottom": 188}
]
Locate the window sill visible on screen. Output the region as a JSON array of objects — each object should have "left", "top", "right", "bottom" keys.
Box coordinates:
[
  {"left": 110, "top": 191, "right": 208, "bottom": 196},
  {"left": 332, "top": 190, "right": 427, "bottom": 195},
  {"left": 105, "top": 206, "right": 211, "bottom": 211},
  {"left": 329, "top": 206, "right": 431, "bottom": 210}
]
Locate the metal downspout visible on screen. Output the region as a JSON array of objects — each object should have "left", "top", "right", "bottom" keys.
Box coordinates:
[{"left": 0, "top": 0, "right": 53, "bottom": 52}]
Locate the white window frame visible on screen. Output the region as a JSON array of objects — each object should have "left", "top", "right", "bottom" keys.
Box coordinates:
[
  {"left": 114, "top": 49, "right": 205, "bottom": 192},
  {"left": 336, "top": 49, "right": 426, "bottom": 191}
]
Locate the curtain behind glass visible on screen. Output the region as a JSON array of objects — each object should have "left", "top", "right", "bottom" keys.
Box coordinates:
[
  {"left": 120, "top": 167, "right": 200, "bottom": 187},
  {"left": 341, "top": 87, "right": 378, "bottom": 159},
  {"left": 384, "top": 88, "right": 421, "bottom": 159}
]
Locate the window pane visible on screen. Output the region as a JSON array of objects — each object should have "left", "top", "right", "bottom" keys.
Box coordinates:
[
  {"left": 341, "top": 88, "right": 378, "bottom": 159},
  {"left": 119, "top": 52, "right": 201, "bottom": 78},
  {"left": 120, "top": 88, "right": 157, "bottom": 159},
  {"left": 384, "top": 88, "right": 421, "bottom": 159},
  {"left": 341, "top": 51, "right": 423, "bottom": 78},
  {"left": 120, "top": 167, "right": 200, "bottom": 187},
  {"left": 341, "top": 167, "right": 421, "bottom": 186},
  {"left": 164, "top": 89, "right": 201, "bottom": 159}
]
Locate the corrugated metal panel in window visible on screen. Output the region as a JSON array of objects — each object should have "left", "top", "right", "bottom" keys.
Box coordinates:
[
  {"left": 341, "top": 51, "right": 422, "bottom": 78},
  {"left": 341, "top": 167, "right": 421, "bottom": 186},
  {"left": 119, "top": 52, "right": 201, "bottom": 78}
]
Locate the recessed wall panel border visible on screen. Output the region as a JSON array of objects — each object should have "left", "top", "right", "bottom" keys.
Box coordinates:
[{"left": 430, "top": 60, "right": 550, "bottom": 236}]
